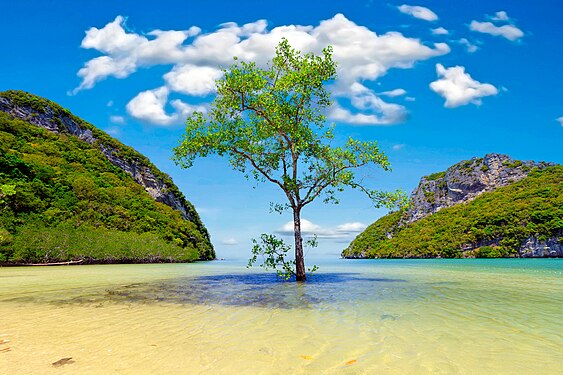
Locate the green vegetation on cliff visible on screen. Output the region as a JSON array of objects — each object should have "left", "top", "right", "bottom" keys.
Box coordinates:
[
  {"left": 343, "top": 166, "right": 563, "bottom": 258},
  {"left": 0, "top": 90, "right": 214, "bottom": 263}
]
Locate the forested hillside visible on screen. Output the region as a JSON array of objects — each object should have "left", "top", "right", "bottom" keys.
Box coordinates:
[
  {"left": 0, "top": 90, "right": 214, "bottom": 264},
  {"left": 343, "top": 165, "right": 562, "bottom": 258}
]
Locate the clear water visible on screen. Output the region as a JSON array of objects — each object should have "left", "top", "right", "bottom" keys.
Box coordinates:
[{"left": 0, "top": 259, "right": 561, "bottom": 374}]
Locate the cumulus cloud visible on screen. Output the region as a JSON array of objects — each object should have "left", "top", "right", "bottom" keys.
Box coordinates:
[
  {"left": 125, "top": 86, "right": 206, "bottom": 125},
  {"left": 125, "top": 87, "right": 175, "bottom": 125},
  {"left": 429, "top": 64, "right": 498, "bottom": 108},
  {"left": 469, "top": 12, "right": 523, "bottom": 41},
  {"left": 73, "top": 56, "right": 137, "bottom": 94},
  {"left": 276, "top": 219, "right": 366, "bottom": 239},
  {"left": 397, "top": 5, "right": 438, "bottom": 21},
  {"left": 431, "top": 27, "right": 449, "bottom": 35},
  {"left": 164, "top": 64, "right": 223, "bottom": 96},
  {"left": 75, "top": 14, "right": 449, "bottom": 125},
  {"left": 557, "top": 117, "right": 563, "bottom": 126}
]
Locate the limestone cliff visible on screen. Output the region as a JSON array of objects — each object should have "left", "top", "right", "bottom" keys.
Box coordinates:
[
  {"left": 343, "top": 156, "right": 562, "bottom": 259},
  {"left": 406, "top": 154, "right": 553, "bottom": 224}
]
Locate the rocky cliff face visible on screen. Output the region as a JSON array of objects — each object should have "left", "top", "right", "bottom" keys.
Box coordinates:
[
  {"left": 343, "top": 155, "right": 561, "bottom": 259},
  {"left": 406, "top": 154, "right": 552, "bottom": 224},
  {"left": 0, "top": 94, "right": 194, "bottom": 221},
  {"left": 520, "top": 235, "right": 563, "bottom": 257}
]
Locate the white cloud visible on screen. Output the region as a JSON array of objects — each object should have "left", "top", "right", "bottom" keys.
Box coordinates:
[
  {"left": 221, "top": 238, "right": 239, "bottom": 246},
  {"left": 379, "top": 88, "right": 407, "bottom": 97},
  {"left": 557, "top": 117, "right": 563, "bottom": 126},
  {"left": 314, "top": 15, "right": 450, "bottom": 86},
  {"left": 73, "top": 56, "right": 137, "bottom": 93},
  {"left": 397, "top": 5, "right": 438, "bottom": 21},
  {"left": 329, "top": 99, "right": 407, "bottom": 125},
  {"left": 431, "top": 27, "right": 449, "bottom": 35},
  {"left": 75, "top": 13, "right": 449, "bottom": 125},
  {"left": 276, "top": 219, "right": 367, "bottom": 238},
  {"left": 277, "top": 219, "right": 320, "bottom": 236},
  {"left": 392, "top": 144, "right": 406, "bottom": 151},
  {"left": 106, "top": 100, "right": 114, "bottom": 107},
  {"left": 126, "top": 87, "right": 176, "bottom": 125},
  {"left": 458, "top": 38, "right": 479, "bottom": 53},
  {"left": 429, "top": 64, "right": 498, "bottom": 108},
  {"left": 469, "top": 20, "right": 523, "bottom": 41},
  {"left": 491, "top": 11, "right": 509, "bottom": 21},
  {"left": 164, "top": 64, "right": 223, "bottom": 96},
  {"left": 125, "top": 86, "right": 207, "bottom": 126},
  {"left": 81, "top": 16, "right": 143, "bottom": 53},
  {"left": 109, "top": 115, "right": 125, "bottom": 124},
  {"left": 405, "top": 96, "right": 416, "bottom": 102},
  {"left": 336, "top": 222, "right": 367, "bottom": 232}
]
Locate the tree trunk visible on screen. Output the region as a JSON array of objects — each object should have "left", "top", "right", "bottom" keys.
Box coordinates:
[{"left": 293, "top": 207, "right": 306, "bottom": 281}]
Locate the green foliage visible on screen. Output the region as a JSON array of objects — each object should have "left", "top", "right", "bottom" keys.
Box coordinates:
[
  {"left": 9, "top": 224, "right": 198, "bottom": 263},
  {"left": 173, "top": 39, "right": 405, "bottom": 280},
  {"left": 248, "top": 233, "right": 318, "bottom": 280},
  {"left": 0, "top": 184, "right": 16, "bottom": 204},
  {"left": 475, "top": 245, "right": 511, "bottom": 258},
  {"left": 426, "top": 171, "right": 445, "bottom": 181},
  {"left": 423, "top": 189, "right": 435, "bottom": 204},
  {"left": 0, "top": 91, "right": 214, "bottom": 263},
  {"left": 502, "top": 159, "right": 523, "bottom": 169},
  {"left": 343, "top": 166, "right": 563, "bottom": 258}
]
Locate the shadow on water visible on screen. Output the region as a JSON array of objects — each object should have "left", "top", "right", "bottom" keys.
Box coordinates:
[
  {"left": 64, "top": 272, "right": 409, "bottom": 309},
  {"left": 195, "top": 272, "right": 406, "bottom": 285}
]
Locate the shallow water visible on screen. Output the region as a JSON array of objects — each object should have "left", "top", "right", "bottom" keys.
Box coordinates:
[{"left": 0, "top": 259, "right": 561, "bottom": 374}]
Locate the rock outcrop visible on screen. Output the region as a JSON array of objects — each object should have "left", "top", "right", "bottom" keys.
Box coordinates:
[
  {"left": 406, "top": 154, "right": 553, "bottom": 224},
  {"left": 519, "top": 235, "right": 563, "bottom": 257}
]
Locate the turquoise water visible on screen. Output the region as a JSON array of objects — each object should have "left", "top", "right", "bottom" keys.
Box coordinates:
[{"left": 0, "top": 259, "right": 561, "bottom": 374}]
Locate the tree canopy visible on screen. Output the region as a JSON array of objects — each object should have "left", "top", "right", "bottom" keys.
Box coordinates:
[{"left": 174, "top": 39, "right": 403, "bottom": 280}]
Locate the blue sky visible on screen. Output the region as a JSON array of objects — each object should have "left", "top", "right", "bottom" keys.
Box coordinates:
[{"left": 1, "top": 0, "right": 561, "bottom": 258}]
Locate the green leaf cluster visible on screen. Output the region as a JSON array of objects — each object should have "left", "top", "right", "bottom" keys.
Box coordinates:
[
  {"left": 343, "top": 166, "right": 563, "bottom": 258},
  {"left": 248, "top": 233, "right": 318, "bottom": 280},
  {"left": 0, "top": 92, "right": 214, "bottom": 264}
]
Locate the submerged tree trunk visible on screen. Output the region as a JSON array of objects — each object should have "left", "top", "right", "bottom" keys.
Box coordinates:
[{"left": 293, "top": 207, "right": 306, "bottom": 281}]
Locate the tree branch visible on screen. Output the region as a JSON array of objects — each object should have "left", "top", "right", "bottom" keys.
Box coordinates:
[
  {"left": 231, "top": 148, "right": 296, "bottom": 208},
  {"left": 301, "top": 160, "right": 369, "bottom": 206}
]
